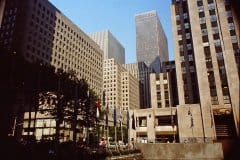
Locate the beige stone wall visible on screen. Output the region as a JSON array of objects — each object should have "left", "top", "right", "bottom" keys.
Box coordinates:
[
  {"left": 150, "top": 73, "right": 172, "bottom": 109},
  {"left": 170, "top": 4, "right": 185, "bottom": 105},
  {"left": 177, "top": 104, "right": 205, "bottom": 143},
  {"left": 136, "top": 143, "right": 224, "bottom": 160},
  {"left": 215, "top": 0, "right": 240, "bottom": 135},
  {"left": 121, "top": 72, "right": 139, "bottom": 111},
  {"left": 129, "top": 107, "right": 177, "bottom": 143}
]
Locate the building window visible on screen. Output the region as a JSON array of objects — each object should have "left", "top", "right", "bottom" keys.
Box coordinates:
[
  {"left": 226, "top": 10, "right": 232, "bottom": 18},
  {"left": 206, "top": 58, "right": 213, "bottom": 69},
  {"left": 187, "top": 43, "right": 192, "bottom": 50},
  {"left": 202, "top": 35, "right": 209, "bottom": 42},
  {"left": 228, "top": 23, "right": 235, "bottom": 30},
  {"left": 204, "top": 46, "right": 211, "bottom": 58},
  {"left": 211, "top": 21, "right": 218, "bottom": 27},
  {"left": 138, "top": 117, "right": 147, "bottom": 127},
  {"left": 200, "top": 23, "right": 207, "bottom": 29},
  {"left": 184, "top": 23, "right": 190, "bottom": 29},
  {"left": 199, "top": 17, "right": 206, "bottom": 24},
  {"left": 212, "top": 26, "right": 219, "bottom": 34},
  {"left": 201, "top": 29, "right": 208, "bottom": 36},
  {"left": 183, "top": 13, "right": 188, "bottom": 19},
  {"left": 213, "top": 33, "right": 220, "bottom": 40},
  {"left": 209, "top": 9, "right": 215, "bottom": 15},
  {"left": 210, "top": 15, "right": 217, "bottom": 22},
  {"left": 199, "top": 12, "right": 205, "bottom": 18},
  {"left": 197, "top": 6, "right": 204, "bottom": 12},
  {"left": 197, "top": 0, "right": 203, "bottom": 6},
  {"left": 157, "top": 102, "right": 162, "bottom": 108},
  {"left": 231, "top": 35, "right": 238, "bottom": 43},
  {"left": 208, "top": 3, "right": 215, "bottom": 10}
]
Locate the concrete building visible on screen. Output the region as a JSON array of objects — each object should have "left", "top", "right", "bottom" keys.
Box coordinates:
[
  {"left": 129, "top": 108, "right": 177, "bottom": 144},
  {"left": 89, "top": 30, "right": 125, "bottom": 64},
  {"left": 103, "top": 59, "right": 126, "bottom": 111},
  {"left": 121, "top": 71, "right": 140, "bottom": 111},
  {"left": 135, "top": 10, "right": 169, "bottom": 73},
  {"left": 103, "top": 58, "right": 139, "bottom": 126},
  {"left": 162, "top": 61, "right": 179, "bottom": 107},
  {"left": 129, "top": 72, "right": 177, "bottom": 143},
  {"left": 171, "top": 0, "right": 240, "bottom": 142},
  {"left": 150, "top": 73, "right": 173, "bottom": 109},
  {"left": 123, "top": 62, "right": 151, "bottom": 108},
  {"left": 0, "top": 0, "right": 103, "bottom": 95}
]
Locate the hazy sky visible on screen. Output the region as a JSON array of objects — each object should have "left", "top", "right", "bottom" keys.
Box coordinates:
[{"left": 49, "top": 0, "right": 173, "bottom": 63}]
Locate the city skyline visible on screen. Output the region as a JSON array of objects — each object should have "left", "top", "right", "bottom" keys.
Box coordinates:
[
  {"left": 0, "top": 0, "right": 239, "bottom": 159},
  {"left": 48, "top": 0, "right": 173, "bottom": 64}
]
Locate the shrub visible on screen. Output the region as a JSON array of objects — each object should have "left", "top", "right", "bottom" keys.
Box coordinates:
[{"left": 111, "top": 150, "right": 120, "bottom": 156}]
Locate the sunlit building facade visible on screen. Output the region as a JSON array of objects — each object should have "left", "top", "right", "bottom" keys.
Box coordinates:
[
  {"left": 103, "top": 59, "right": 139, "bottom": 126},
  {"left": 171, "top": 0, "right": 240, "bottom": 141},
  {"left": 123, "top": 62, "right": 151, "bottom": 108},
  {"left": 89, "top": 30, "right": 125, "bottom": 64},
  {"left": 121, "top": 71, "right": 139, "bottom": 111}
]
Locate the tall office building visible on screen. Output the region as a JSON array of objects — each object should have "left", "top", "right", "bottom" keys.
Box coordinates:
[
  {"left": 123, "top": 62, "right": 151, "bottom": 108},
  {"left": 121, "top": 71, "right": 140, "bottom": 111},
  {"left": 0, "top": 0, "right": 104, "bottom": 139},
  {"left": 103, "top": 59, "right": 125, "bottom": 111},
  {"left": 0, "top": 0, "right": 103, "bottom": 95},
  {"left": 103, "top": 59, "right": 139, "bottom": 126},
  {"left": 150, "top": 73, "right": 173, "bottom": 109},
  {"left": 171, "top": 0, "right": 239, "bottom": 141},
  {"left": 162, "top": 61, "right": 179, "bottom": 107},
  {"left": 135, "top": 10, "right": 169, "bottom": 73},
  {"left": 89, "top": 30, "right": 125, "bottom": 64}
]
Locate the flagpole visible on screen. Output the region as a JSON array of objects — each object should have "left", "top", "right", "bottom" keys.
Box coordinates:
[
  {"left": 106, "top": 105, "right": 109, "bottom": 148},
  {"left": 115, "top": 125, "right": 117, "bottom": 150},
  {"left": 107, "top": 125, "right": 109, "bottom": 148},
  {"left": 114, "top": 106, "right": 117, "bottom": 150},
  {"left": 96, "top": 99, "right": 101, "bottom": 145},
  {"left": 127, "top": 110, "right": 130, "bottom": 149},
  {"left": 120, "top": 108, "right": 123, "bottom": 143},
  {"left": 121, "top": 120, "right": 123, "bottom": 143}
]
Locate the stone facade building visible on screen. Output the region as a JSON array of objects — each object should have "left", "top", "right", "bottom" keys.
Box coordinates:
[
  {"left": 123, "top": 62, "right": 151, "bottom": 108},
  {"left": 103, "top": 59, "right": 139, "bottom": 126},
  {"left": 0, "top": 0, "right": 103, "bottom": 95},
  {"left": 171, "top": 0, "right": 239, "bottom": 141}
]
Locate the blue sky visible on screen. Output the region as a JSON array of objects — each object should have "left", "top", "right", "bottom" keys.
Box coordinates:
[{"left": 49, "top": 0, "right": 174, "bottom": 63}]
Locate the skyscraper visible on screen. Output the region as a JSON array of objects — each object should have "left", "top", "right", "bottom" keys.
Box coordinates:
[
  {"left": 0, "top": 0, "right": 103, "bottom": 138},
  {"left": 0, "top": 0, "right": 103, "bottom": 95},
  {"left": 89, "top": 30, "right": 125, "bottom": 64},
  {"left": 135, "top": 10, "right": 169, "bottom": 73},
  {"left": 171, "top": 0, "right": 239, "bottom": 141},
  {"left": 123, "top": 62, "right": 151, "bottom": 108},
  {"left": 103, "top": 59, "right": 139, "bottom": 126}
]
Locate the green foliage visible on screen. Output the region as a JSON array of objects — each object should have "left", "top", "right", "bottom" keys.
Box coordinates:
[{"left": 0, "top": 50, "right": 100, "bottom": 142}]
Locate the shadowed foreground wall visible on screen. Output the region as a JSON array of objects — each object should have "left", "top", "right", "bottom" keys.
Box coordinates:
[{"left": 136, "top": 143, "right": 223, "bottom": 160}]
